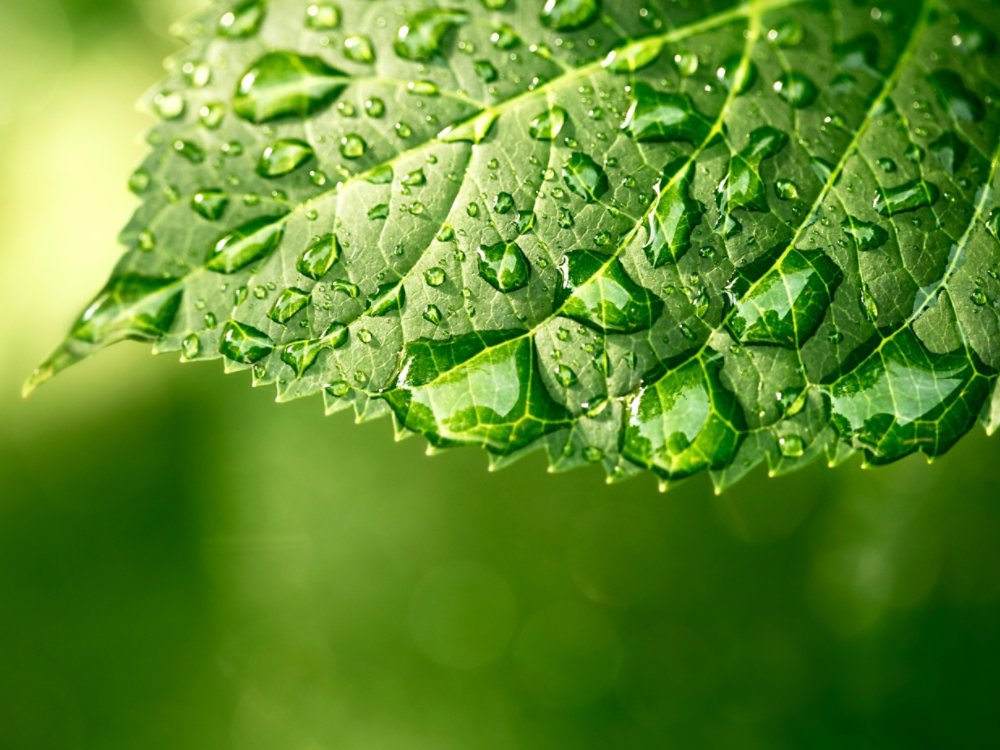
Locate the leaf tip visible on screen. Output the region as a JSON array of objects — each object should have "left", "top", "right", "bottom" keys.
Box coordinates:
[{"left": 22, "top": 344, "right": 80, "bottom": 399}]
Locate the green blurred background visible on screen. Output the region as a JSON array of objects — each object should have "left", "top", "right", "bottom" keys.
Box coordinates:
[{"left": 2, "top": 2, "right": 1000, "bottom": 748}]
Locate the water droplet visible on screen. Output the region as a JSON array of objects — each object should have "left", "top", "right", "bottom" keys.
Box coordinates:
[
  {"left": 644, "top": 159, "right": 703, "bottom": 267},
  {"left": 475, "top": 60, "right": 499, "bottom": 82},
  {"left": 298, "top": 234, "right": 341, "bottom": 280},
  {"left": 772, "top": 72, "right": 818, "bottom": 108},
  {"left": 191, "top": 189, "right": 229, "bottom": 221},
  {"left": 268, "top": 287, "right": 311, "bottom": 324},
  {"left": 775, "top": 179, "right": 799, "bottom": 201},
  {"left": 554, "top": 364, "right": 578, "bottom": 387},
  {"left": 563, "top": 153, "right": 608, "bottom": 203},
  {"left": 306, "top": 3, "right": 341, "bottom": 30},
  {"left": 395, "top": 9, "right": 470, "bottom": 61},
  {"left": 152, "top": 90, "right": 185, "bottom": 120},
  {"left": 220, "top": 320, "right": 273, "bottom": 364},
  {"left": 423, "top": 304, "right": 443, "bottom": 325},
  {"left": 622, "top": 358, "right": 744, "bottom": 479},
  {"left": 830, "top": 331, "right": 989, "bottom": 462},
  {"left": 340, "top": 133, "right": 367, "bottom": 159},
  {"left": 383, "top": 333, "right": 570, "bottom": 454},
  {"left": 181, "top": 333, "right": 201, "bottom": 360},
  {"left": 257, "top": 139, "right": 314, "bottom": 178},
  {"left": 929, "top": 131, "right": 969, "bottom": 174},
  {"left": 929, "top": 69, "right": 985, "bottom": 122},
  {"left": 280, "top": 324, "right": 348, "bottom": 376},
  {"left": 558, "top": 250, "right": 664, "bottom": 333},
  {"left": 439, "top": 110, "right": 498, "bottom": 144},
  {"left": 493, "top": 192, "right": 515, "bottom": 214},
  {"left": 218, "top": 0, "right": 265, "bottom": 38},
  {"left": 173, "top": 140, "right": 205, "bottom": 164},
  {"left": 602, "top": 37, "right": 664, "bottom": 73},
  {"left": 717, "top": 127, "right": 788, "bottom": 214},
  {"left": 767, "top": 19, "right": 804, "bottom": 46},
  {"left": 369, "top": 281, "right": 406, "bottom": 316},
  {"left": 424, "top": 266, "right": 447, "bottom": 287},
  {"left": 873, "top": 179, "right": 940, "bottom": 217},
  {"left": 234, "top": 52, "right": 348, "bottom": 124},
  {"left": 529, "top": 106, "right": 567, "bottom": 141},
  {"left": 778, "top": 434, "right": 805, "bottom": 458},
  {"left": 540, "top": 0, "right": 600, "bottom": 31},
  {"left": 730, "top": 249, "right": 844, "bottom": 347},
  {"left": 490, "top": 23, "right": 520, "bottom": 49},
  {"left": 365, "top": 97, "right": 385, "bottom": 118},
  {"left": 835, "top": 33, "right": 880, "bottom": 68},
  {"left": 206, "top": 214, "right": 288, "bottom": 274},
  {"left": 129, "top": 169, "right": 151, "bottom": 194},
  {"left": 344, "top": 34, "right": 376, "bottom": 63},
  {"left": 622, "top": 82, "right": 713, "bottom": 144},
  {"left": 842, "top": 216, "right": 889, "bottom": 251},
  {"left": 716, "top": 54, "right": 757, "bottom": 95},
  {"left": 985, "top": 208, "right": 1000, "bottom": 241},
  {"left": 477, "top": 241, "right": 531, "bottom": 293}
]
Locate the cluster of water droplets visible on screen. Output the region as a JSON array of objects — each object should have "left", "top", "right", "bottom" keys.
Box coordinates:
[{"left": 32, "top": 0, "right": 1000, "bottom": 487}]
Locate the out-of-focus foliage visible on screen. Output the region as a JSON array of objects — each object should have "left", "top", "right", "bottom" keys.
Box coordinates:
[{"left": 2, "top": 2, "right": 1000, "bottom": 749}]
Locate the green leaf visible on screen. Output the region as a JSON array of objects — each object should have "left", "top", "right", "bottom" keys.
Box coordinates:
[{"left": 29, "top": 0, "right": 1000, "bottom": 491}]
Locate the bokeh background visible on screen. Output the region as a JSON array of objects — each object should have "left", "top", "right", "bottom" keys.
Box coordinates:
[{"left": 2, "top": 1, "right": 1000, "bottom": 748}]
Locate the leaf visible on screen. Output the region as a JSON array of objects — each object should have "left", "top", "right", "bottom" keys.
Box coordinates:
[{"left": 28, "top": 0, "right": 1000, "bottom": 491}]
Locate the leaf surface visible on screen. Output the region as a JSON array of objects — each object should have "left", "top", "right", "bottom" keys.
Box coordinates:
[{"left": 31, "top": 0, "right": 1000, "bottom": 489}]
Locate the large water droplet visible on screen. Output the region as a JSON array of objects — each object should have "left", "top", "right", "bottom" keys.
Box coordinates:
[
  {"left": 340, "top": 133, "right": 368, "bottom": 159},
  {"left": 234, "top": 52, "right": 349, "bottom": 124},
  {"left": 772, "top": 71, "right": 818, "bottom": 108},
  {"left": 558, "top": 250, "right": 664, "bottom": 333},
  {"left": 439, "top": 110, "right": 498, "bottom": 144},
  {"left": 74, "top": 275, "right": 182, "bottom": 346},
  {"left": 717, "top": 127, "right": 788, "bottom": 215},
  {"left": 218, "top": 0, "right": 265, "bottom": 38},
  {"left": 344, "top": 34, "right": 376, "bottom": 63},
  {"left": 477, "top": 241, "right": 531, "bottom": 292},
  {"left": 268, "top": 287, "right": 311, "bottom": 324},
  {"left": 541, "top": 0, "right": 600, "bottom": 31},
  {"left": 716, "top": 54, "right": 757, "bottom": 95},
  {"left": 257, "top": 139, "right": 315, "bottom": 178},
  {"left": 562, "top": 153, "right": 608, "bottom": 203},
  {"left": 622, "top": 83, "right": 713, "bottom": 144},
  {"left": 873, "top": 179, "right": 939, "bottom": 217},
  {"left": 830, "top": 331, "right": 990, "bottom": 463},
  {"left": 206, "top": 214, "right": 288, "bottom": 274},
  {"left": 602, "top": 37, "right": 664, "bottom": 73},
  {"left": 529, "top": 106, "right": 567, "bottom": 141},
  {"left": 280, "top": 324, "right": 348, "bottom": 376},
  {"left": 297, "top": 234, "right": 341, "bottom": 280},
  {"left": 929, "top": 131, "right": 969, "bottom": 174},
  {"left": 395, "top": 9, "right": 470, "bottom": 61},
  {"left": 730, "top": 249, "right": 844, "bottom": 347},
  {"left": 306, "top": 3, "right": 341, "bottom": 30},
  {"left": 842, "top": 216, "right": 889, "bottom": 251},
  {"left": 929, "top": 69, "right": 985, "bottom": 122},
  {"left": 622, "top": 358, "right": 745, "bottom": 480},
  {"left": 219, "top": 320, "right": 274, "bottom": 364},
  {"left": 644, "top": 159, "right": 703, "bottom": 267},
  {"left": 191, "top": 189, "right": 230, "bottom": 221},
  {"left": 382, "top": 332, "right": 571, "bottom": 454}
]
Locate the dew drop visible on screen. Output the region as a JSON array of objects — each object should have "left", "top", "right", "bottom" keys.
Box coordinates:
[
  {"left": 234, "top": 52, "right": 348, "bottom": 124},
  {"left": 298, "top": 234, "right": 341, "bottom": 280},
  {"left": 257, "top": 139, "right": 315, "bottom": 178},
  {"left": 219, "top": 320, "right": 273, "bottom": 364}
]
